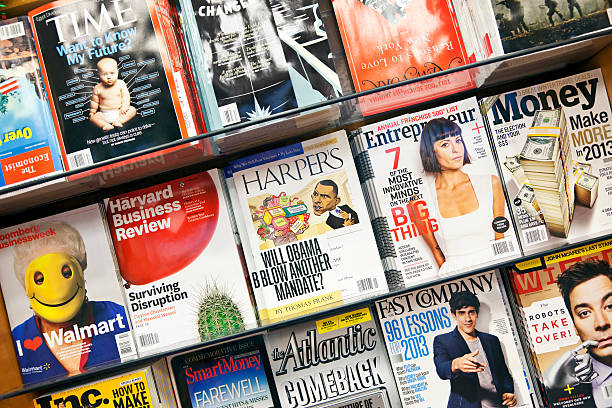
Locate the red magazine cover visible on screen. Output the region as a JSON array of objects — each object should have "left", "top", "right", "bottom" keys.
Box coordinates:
[
  {"left": 153, "top": 0, "right": 205, "bottom": 137},
  {"left": 332, "top": 0, "right": 474, "bottom": 116}
]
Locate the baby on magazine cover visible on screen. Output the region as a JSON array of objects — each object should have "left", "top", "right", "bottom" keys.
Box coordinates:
[{"left": 89, "top": 57, "right": 136, "bottom": 131}]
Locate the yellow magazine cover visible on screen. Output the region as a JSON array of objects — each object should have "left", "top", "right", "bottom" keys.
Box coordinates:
[{"left": 34, "top": 369, "right": 158, "bottom": 408}]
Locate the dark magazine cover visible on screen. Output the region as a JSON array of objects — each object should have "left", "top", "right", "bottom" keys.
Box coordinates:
[
  {"left": 169, "top": 336, "right": 280, "bottom": 408},
  {"left": 491, "top": 0, "right": 612, "bottom": 52},
  {"left": 29, "top": 0, "right": 185, "bottom": 171},
  {"left": 270, "top": 0, "right": 341, "bottom": 105},
  {"left": 190, "top": 0, "right": 298, "bottom": 129}
]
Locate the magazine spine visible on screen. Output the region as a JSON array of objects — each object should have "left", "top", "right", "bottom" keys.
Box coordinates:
[
  {"left": 171, "top": 2, "right": 207, "bottom": 139},
  {"left": 97, "top": 201, "right": 139, "bottom": 359},
  {"left": 176, "top": 0, "right": 220, "bottom": 131},
  {"left": 28, "top": 1, "right": 71, "bottom": 172},
  {"left": 450, "top": 0, "right": 479, "bottom": 62},
  {"left": 153, "top": 0, "right": 205, "bottom": 137},
  {"left": 445, "top": 0, "right": 470, "bottom": 65},
  {"left": 480, "top": 98, "right": 526, "bottom": 256},
  {"left": 502, "top": 268, "right": 551, "bottom": 408},
  {"left": 318, "top": 0, "right": 355, "bottom": 96},
  {"left": 150, "top": 359, "right": 178, "bottom": 408},
  {"left": 146, "top": 0, "right": 192, "bottom": 140},
  {"left": 349, "top": 129, "right": 403, "bottom": 291},
  {"left": 0, "top": 17, "right": 64, "bottom": 189},
  {"left": 496, "top": 270, "right": 544, "bottom": 408},
  {"left": 217, "top": 169, "right": 260, "bottom": 324},
  {"left": 470, "top": 0, "right": 504, "bottom": 57}
]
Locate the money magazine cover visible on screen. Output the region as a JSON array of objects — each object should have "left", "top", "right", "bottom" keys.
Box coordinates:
[
  {"left": 169, "top": 336, "right": 280, "bottom": 408},
  {"left": 482, "top": 69, "right": 612, "bottom": 254}
]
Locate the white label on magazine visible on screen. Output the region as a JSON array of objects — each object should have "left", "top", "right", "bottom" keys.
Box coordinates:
[
  {"left": 491, "top": 238, "right": 515, "bottom": 256},
  {"left": 115, "top": 332, "right": 137, "bottom": 361},
  {"left": 172, "top": 71, "right": 196, "bottom": 137},
  {"left": 138, "top": 332, "right": 160, "bottom": 349},
  {"left": 523, "top": 298, "right": 580, "bottom": 354},
  {"left": 0, "top": 22, "right": 25, "bottom": 40},
  {"left": 356, "top": 276, "right": 379, "bottom": 293},
  {"left": 66, "top": 148, "right": 94, "bottom": 169},
  {"left": 522, "top": 225, "right": 548, "bottom": 246},
  {"left": 219, "top": 102, "right": 240, "bottom": 126}
]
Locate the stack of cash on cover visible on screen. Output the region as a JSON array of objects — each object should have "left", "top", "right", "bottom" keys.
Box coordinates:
[
  {"left": 573, "top": 162, "right": 599, "bottom": 208},
  {"left": 516, "top": 183, "right": 542, "bottom": 220},
  {"left": 504, "top": 156, "right": 527, "bottom": 185},
  {"left": 519, "top": 109, "right": 573, "bottom": 237}
]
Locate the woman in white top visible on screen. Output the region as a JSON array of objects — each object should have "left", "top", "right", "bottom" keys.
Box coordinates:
[{"left": 419, "top": 118, "right": 506, "bottom": 275}]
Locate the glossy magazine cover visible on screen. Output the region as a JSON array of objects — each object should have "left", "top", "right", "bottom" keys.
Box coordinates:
[
  {"left": 105, "top": 171, "right": 257, "bottom": 356},
  {"left": 508, "top": 238, "right": 612, "bottom": 407},
  {"left": 0, "top": 204, "right": 136, "bottom": 385},
  {"left": 28, "top": 0, "right": 196, "bottom": 172},
  {"left": 265, "top": 307, "right": 402, "bottom": 407},
  {"left": 169, "top": 336, "right": 280, "bottom": 408},
  {"left": 227, "top": 130, "right": 387, "bottom": 324},
  {"left": 351, "top": 97, "right": 520, "bottom": 290},
  {"left": 270, "top": 0, "right": 342, "bottom": 105},
  {"left": 34, "top": 368, "right": 159, "bottom": 408},
  {"left": 482, "top": 69, "right": 612, "bottom": 254},
  {"left": 375, "top": 270, "right": 533, "bottom": 408},
  {"left": 0, "top": 17, "right": 63, "bottom": 188},
  {"left": 332, "top": 0, "right": 473, "bottom": 116},
  {"left": 179, "top": 0, "right": 298, "bottom": 131},
  {"left": 490, "top": 0, "right": 612, "bottom": 53}
]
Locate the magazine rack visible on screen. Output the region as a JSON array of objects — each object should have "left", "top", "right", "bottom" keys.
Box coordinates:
[
  {"left": 2, "top": 29, "right": 612, "bottom": 218},
  {"left": 2, "top": 15, "right": 612, "bottom": 405}
]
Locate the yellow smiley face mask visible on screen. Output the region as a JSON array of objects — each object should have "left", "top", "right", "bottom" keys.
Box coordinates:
[{"left": 25, "top": 253, "right": 85, "bottom": 323}]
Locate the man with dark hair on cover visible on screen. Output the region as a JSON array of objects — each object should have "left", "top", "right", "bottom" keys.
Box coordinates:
[
  {"left": 433, "top": 291, "right": 517, "bottom": 407},
  {"left": 311, "top": 179, "right": 359, "bottom": 229},
  {"left": 544, "top": 259, "right": 612, "bottom": 407}
]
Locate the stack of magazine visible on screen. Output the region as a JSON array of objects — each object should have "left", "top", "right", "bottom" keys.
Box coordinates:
[
  {"left": 482, "top": 69, "right": 612, "bottom": 253},
  {"left": 350, "top": 96, "right": 520, "bottom": 289}
]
